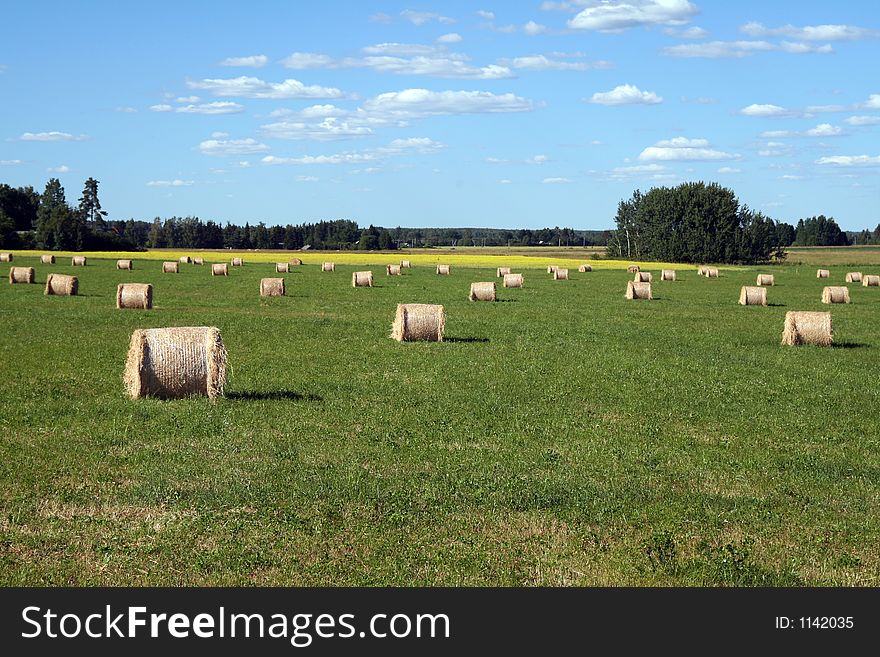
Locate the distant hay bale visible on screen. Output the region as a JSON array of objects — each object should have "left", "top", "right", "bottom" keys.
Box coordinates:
[
  {"left": 635, "top": 271, "right": 652, "bottom": 283},
  {"left": 40, "top": 255, "right": 55, "bottom": 264},
  {"left": 627, "top": 265, "right": 640, "bottom": 273},
  {"left": 578, "top": 264, "right": 592, "bottom": 273},
  {"left": 436, "top": 264, "right": 450, "bottom": 275},
  {"left": 756, "top": 274, "right": 775, "bottom": 286},
  {"left": 781, "top": 311, "right": 832, "bottom": 347},
  {"left": 386, "top": 264, "right": 401, "bottom": 276},
  {"left": 553, "top": 268, "right": 569, "bottom": 280},
  {"left": 321, "top": 262, "right": 335, "bottom": 272},
  {"left": 232, "top": 257, "right": 243, "bottom": 267},
  {"left": 503, "top": 273, "right": 523, "bottom": 288},
  {"left": 391, "top": 303, "right": 445, "bottom": 342},
  {"left": 862, "top": 275, "right": 880, "bottom": 287},
  {"left": 260, "top": 277, "right": 285, "bottom": 297},
  {"left": 352, "top": 271, "right": 373, "bottom": 287},
  {"left": 212, "top": 263, "right": 228, "bottom": 276},
  {"left": 193, "top": 257, "right": 204, "bottom": 265},
  {"left": 400, "top": 260, "right": 412, "bottom": 268},
  {"left": 44, "top": 273, "right": 77, "bottom": 296},
  {"left": 116, "top": 283, "right": 153, "bottom": 309},
  {"left": 661, "top": 269, "right": 676, "bottom": 281},
  {"left": 9, "top": 266, "right": 35, "bottom": 284},
  {"left": 697, "top": 266, "right": 708, "bottom": 276},
  {"left": 0, "top": 253, "right": 12, "bottom": 262},
  {"left": 162, "top": 261, "right": 179, "bottom": 273},
  {"left": 705, "top": 268, "right": 719, "bottom": 278},
  {"left": 289, "top": 258, "right": 303, "bottom": 265},
  {"left": 845, "top": 272, "right": 861, "bottom": 283},
  {"left": 625, "top": 281, "right": 652, "bottom": 300},
  {"left": 547, "top": 265, "right": 558, "bottom": 274},
  {"left": 116, "top": 259, "right": 133, "bottom": 270},
  {"left": 496, "top": 267, "right": 511, "bottom": 277},
  {"left": 123, "top": 326, "right": 227, "bottom": 399},
  {"left": 816, "top": 269, "right": 830, "bottom": 278},
  {"left": 179, "top": 256, "right": 191, "bottom": 264},
  {"left": 821, "top": 286, "right": 850, "bottom": 304},
  {"left": 276, "top": 262, "right": 289, "bottom": 273},
  {"left": 469, "top": 281, "right": 496, "bottom": 301},
  {"left": 739, "top": 286, "right": 767, "bottom": 306},
  {"left": 71, "top": 256, "right": 87, "bottom": 266}
]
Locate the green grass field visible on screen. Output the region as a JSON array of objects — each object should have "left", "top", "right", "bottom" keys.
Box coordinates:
[{"left": 1, "top": 251, "right": 879, "bottom": 586}]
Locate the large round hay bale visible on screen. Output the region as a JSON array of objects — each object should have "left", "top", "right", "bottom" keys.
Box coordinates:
[
  {"left": 391, "top": 304, "right": 445, "bottom": 342},
  {"left": 162, "top": 261, "right": 179, "bottom": 273},
  {"left": 781, "top": 311, "right": 832, "bottom": 346},
  {"left": 116, "top": 283, "right": 153, "bottom": 309},
  {"left": 697, "top": 266, "right": 708, "bottom": 276},
  {"left": 0, "top": 253, "right": 12, "bottom": 262},
  {"left": 232, "top": 257, "right": 243, "bottom": 267},
  {"left": 193, "top": 257, "right": 204, "bottom": 265},
  {"left": 660, "top": 269, "right": 676, "bottom": 281},
  {"left": 503, "top": 273, "right": 523, "bottom": 288},
  {"left": 352, "top": 271, "right": 373, "bottom": 287},
  {"left": 821, "top": 286, "right": 850, "bottom": 304},
  {"left": 625, "top": 281, "right": 652, "bottom": 300},
  {"left": 212, "top": 263, "right": 228, "bottom": 276},
  {"left": 436, "top": 264, "right": 450, "bottom": 275},
  {"left": 116, "top": 259, "right": 133, "bottom": 270},
  {"left": 469, "top": 281, "right": 496, "bottom": 301},
  {"left": 739, "top": 286, "right": 767, "bottom": 306},
  {"left": 496, "top": 267, "right": 511, "bottom": 277},
  {"left": 863, "top": 275, "right": 880, "bottom": 287},
  {"left": 386, "top": 264, "right": 401, "bottom": 276},
  {"left": 322, "top": 262, "right": 335, "bottom": 272},
  {"left": 179, "top": 256, "right": 192, "bottom": 264},
  {"left": 9, "top": 266, "right": 35, "bottom": 284},
  {"left": 276, "top": 262, "right": 289, "bottom": 273},
  {"left": 289, "top": 258, "right": 303, "bottom": 265},
  {"left": 123, "top": 326, "right": 227, "bottom": 399},
  {"left": 705, "top": 268, "right": 719, "bottom": 278},
  {"left": 400, "top": 260, "right": 412, "bottom": 268},
  {"left": 553, "top": 268, "right": 569, "bottom": 280},
  {"left": 44, "top": 273, "right": 78, "bottom": 296},
  {"left": 627, "top": 265, "right": 640, "bottom": 273},
  {"left": 816, "top": 269, "right": 830, "bottom": 279},
  {"left": 40, "top": 255, "right": 55, "bottom": 264},
  {"left": 72, "top": 256, "right": 87, "bottom": 266},
  {"left": 547, "top": 265, "right": 558, "bottom": 274},
  {"left": 578, "top": 264, "right": 592, "bottom": 273},
  {"left": 635, "top": 271, "right": 652, "bottom": 283},
  {"left": 756, "top": 274, "right": 774, "bottom": 286},
  {"left": 845, "top": 272, "right": 861, "bottom": 283},
  {"left": 260, "top": 277, "right": 285, "bottom": 297}
]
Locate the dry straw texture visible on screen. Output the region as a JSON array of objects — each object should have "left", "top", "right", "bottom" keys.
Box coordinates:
[
  {"left": 276, "top": 262, "right": 289, "bottom": 273},
  {"left": 661, "top": 269, "right": 676, "bottom": 281},
  {"left": 179, "top": 256, "right": 191, "bottom": 264},
  {"left": 469, "top": 281, "right": 497, "bottom": 301},
  {"left": 821, "top": 286, "right": 850, "bottom": 304},
  {"left": 436, "top": 264, "right": 450, "bottom": 275},
  {"left": 862, "top": 275, "right": 880, "bottom": 287},
  {"left": 756, "top": 274, "right": 775, "bottom": 286},
  {"left": 625, "top": 281, "right": 652, "bottom": 300},
  {"left": 232, "top": 257, "right": 243, "bottom": 267},
  {"left": 391, "top": 304, "right": 445, "bottom": 342},
  {"left": 553, "top": 268, "right": 569, "bottom": 280},
  {"left": 705, "top": 268, "right": 719, "bottom": 278},
  {"left": 322, "top": 262, "right": 335, "bottom": 272},
  {"left": 496, "top": 267, "right": 511, "bottom": 277},
  {"left": 212, "top": 263, "right": 228, "bottom": 276},
  {"left": 44, "top": 273, "right": 77, "bottom": 296},
  {"left": 289, "top": 258, "right": 303, "bottom": 265},
  {"left": 124, "top": 326, "right": 227, "bottom": 399},
  {"left": 116, "top": 283, "right": 153, "bottom": 309},
  {"left": 9, "top": 266, "right": 35, "bottom": 284},
  {"left": 40, "top": 255, "right": 55, "bottom": 264},
  {"left": 71, "top": 256, "right": 87, "bottom": 266},
  {"left": 400, "top": 260, "right": 412, "bottom": 268},
  {"left": 781, "top": 311, "right": 832, "bottom": 347},
  {"left": 635, "top": 271, "right": 653, "bottom": 283},
  {"left": 0, "top": 253, "right": 12, "bottom": 262},
  {"left": 503, "top": 273, "right": 523, "bottom": 288},
  {"left": 578, "top": 264, "right": 592, "bottom": 273},
  {"left": 816, "top": 269, "right": 830, "bottom": 279},
  {"left": 627, "top": 265, "right": 640, "bottom": 273},
  {"left": 162, "top": 261, "right": 179, "bottom": 273},
  {"left": 739, "top": 286, "right": 767, "bottom": 306},
  {"left": 352, "top": 271, "right": 373, "bottom": 287},
  {"left": 116, "top": 259, "right": 133, "bottom": 270},
  {"left": 845, "top": 272, "right": 861, "bottom": 283},
  {"left": 193, "top": 257, "right": 204, "bottom": 265},
  {"left": 386, "top": 264, "right": 401, "bottom": 276},
  {"left": 260, "top": 277, "right": 285, "bottom": 297}
]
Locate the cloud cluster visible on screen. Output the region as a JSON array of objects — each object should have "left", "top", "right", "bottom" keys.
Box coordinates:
[
  {"left": 147, "top": 179, "right": 194, "bottom": 187},
  {"left": 590, "top": 84, "right": 662, "bottom": 105},
  {"left": 151, "top": 101, "right": 244, "bottom": 115},
  {"left": 19, "top": 131, "right": 88, "bottom": 141},
  {"left": 187, "top": 76, "right": 345, "bottom": 99},
  {"left": 198, "top": 138, "right": 270, "bottom": 156},
  {"left": 220, "top": 55, "right": 268, "bottom": 68},
  {"left": 568, "top": 0, "right": 698, "bottom": 32},
  {"left": 740, "top": 22, "right": 878, "bottom": 41},
  {"left": 638, "top": 137, "right": 738, "bottom": 161},
  {"left": 662, "top": 40, "right": 832, "bottom": 58}
]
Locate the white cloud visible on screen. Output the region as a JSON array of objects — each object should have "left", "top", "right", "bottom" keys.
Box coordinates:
[
  {"left": 681, "top": 96, "right": 718, "bottom": 104},
  {"left": 262, "top": 137, "right": 444, "bottom": 166},
  {"left": 780, "top": 174, "right": 803, "bottom": 180},
  {"left": 661, "top": 40, "right": 832, "bottom": 58},
  {"left": 363, "top": 43, "right": 437, "bottom": 56},
  {"left": 187, "top": 76, "right": 345, "bottom": 99},
  {"left": 220, "top": 54, "right": 268, "bottom": 67},
  {"left": 805, "top": 123, "right": 842, "bottom": 137},
  {"left": 211, "top": 131, "right": 229, "bottom": 138},
  {"left": 176, "top": 96, "right": 200, "bottom": 103},
  {"left": 147, "top": 179, "right": 194, "bottom": 187},
  {"left": 610, "top": 163, "right": 673, "bottom": 180},
  {"left": 150, "top": 104, "right": 174, "bottom": 112},
  {"left": 846, "top": 115, "right": 880, "bottom": 126},
  {"left": 739, "top": 103, "right": 791, "bottom": 117},
  {"left": 862, "top": 94, "right": 880, "bottom": 109},
  {"left": 499, "top": 179, "right": 512, "bottom": 184},
  {"left": 717, "top": 167, "right": 741, "bottom": 173},
  {"left": 759, "top": 130, "right": 793, "bottom": 138},
  {"left": 531, "top": 154, "right": 548, "bottom": 164},
  {"left": 477, "top": 10, "right": 495, "bottom": 20},
  {"left": 0, "top": 159, "right": 23, "bottom": 166},
  {"left": 369, "top": 12, "right": 393, "bottom": 24},
  {"left": 805, "top": 104, "right": 847, "bottom": 114},
  {"left": 815, "top": 155, "right": 880, "bottom": 167},
  {"left": 19, "top": 131, "right": 88, "bottom": 141},
  {"left": 758, "top": 141, "right": 790, "bottom": 157},
  {"left": 542, "top": 177, "right": 572, "bottom": 183},
  {"left": 262, "top": 153, "right": 376, "bottom": 165},
  {"left": 176, "top": 101, "right": 245, "bottom": 115},
  {"left": 280, "top": 53, "right": 336, "bottom": 69},
  {"left": 524, "top": 21, "right": 548, "bottom": 35},
  {"left": 401, "top": 10, "right": 454, "bottom": 26},
  {"left": 436, "top": 33, "right": 462, "bottom": 43},
  {"left": 47, "top": 165, "right": 70, "bottom": 173},
  {"left": 740, "top": 22, "right": 878, "bottom": 41},
  {"left": 569, "top": 0, "right": 698, "bottom": 32},
  {"left": 238, "top": 161, "right": 252, "bottom": 168},
  {"left": 198, "top": 138, "right": 270, "bottom": 156},
  {"left": 114, "top": 106, "right": 138, "bottom": 113},
  {"left": 501, "top": 54, "right": 611, "bottom": 71},
  {"left": 664, "top": 26, "right": 708, "bottom": 38},
  {"left": 362, "top": 88, "right": 535, "bottom": 117},
  {"left": 639, "top": 136, "right": 738, "bottom": 161},
  {"left": 590, "top": 83, "right": 662, "bottom": 105},
  {"left": 296, "top": 175, "right": 320, "bottom": 182}
]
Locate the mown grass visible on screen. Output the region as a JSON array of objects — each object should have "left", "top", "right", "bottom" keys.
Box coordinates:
[{"left": 1, "top": 252, "right": 879, "bottom": 586}]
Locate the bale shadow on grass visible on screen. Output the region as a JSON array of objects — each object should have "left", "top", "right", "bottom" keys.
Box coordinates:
[
  {"left": 495, "top": 298, "right": 517, "bottom": 303},
  {"left": 227, "top": 390, "right": 323, "bottom": 401},
  {"left": 767, "top": 302, "right": 786, "bottom": 307},
  {"left": 444, "top": 337, "right": 490, "bottom": 343},
  {"left": 831, "top": 341, "right": 868, "bottom": 349}
]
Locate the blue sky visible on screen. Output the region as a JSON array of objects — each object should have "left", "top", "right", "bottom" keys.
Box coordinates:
[{"left": 1, "top": 1, "right": 878, "bottom": 230}]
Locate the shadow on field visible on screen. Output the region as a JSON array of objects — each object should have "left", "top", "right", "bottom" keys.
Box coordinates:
[
  {"left": 227, "top": 390, "right": 323, "bottom": 401},
  {"left": 831, "top": 341, "right": 868, "bottom": 349},
  {"left": 495, "top": 298, "right": 517, "bottom": 303},
  {"left": 767, "top": 303, "right": 786, "bottom": 307},
  {"left": 444, "top": 337, "right": 490, "bottom": 343}
]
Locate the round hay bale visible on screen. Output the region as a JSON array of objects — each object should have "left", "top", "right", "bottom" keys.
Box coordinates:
[
  {"left": 660, "top": 269, "right": 676, "bottom": 281},
  {"left": 862, "top": 275, "right": 880, "bottom": 287},
  {"left": 400, "top": 260, "right": 412, "bottom": 268},
  {"left": 553, "top": 268, "right": 569, "bottom": 280},
  {"left": 212, "top": 263, "right": 228, "bottom": 276},
  {"left": 289, "top": 258, "right": 303, "bottom": 265},
  {"left": 781, "top": 311, "right": 832, "bottom": 347},
  {"left": 739, "top": 286, "right": 767, "bottom": 306},
  {"left": 756, "top": 274, "right": 774, "bottom": 286},
  {"left": 162, "top": 261, "right": 179, "bottom": 273},
  {"left": 436, "top": 264, "right": 450, "bottom": 275},
  {"left": 547, "top": 265, "right": 558, "bottom": 274},
  {"left": 40, "top": 255, "right": 55, "bottom": 264},
  {"left": 193, "top": 257, "right": 204, "bottom": 265},
  {"left": 116, "top": 259, "right": 133, "bottom": 270},
  {"left": 9, "top": 266, "right": 35, "bottom": 284},
  {"left": 179, "top": 256, "right": 192, "bottom": 264},
  {"left": 503, "top": 273, "right": 523, "bottom": 288},
  {"left": 71, "top": 256, "right": 87, "bottom": 266},
  {"left": 627, "top": 265, "right": 640, "bottom": 273},
  {"left": 496, "top": 267, "right": 511, "bottom": 277},
  {"left": 322, "top": 262, "right": 335, "bottom": 272},
  {"left": 578, "top": 264, "right": 592, "bottom": 273},
  {"left": 625, "top": 281, "right": 652, "bottom": 300},
  {"left": 116, "top": 283, "right": 153, "bottom": 310},
  {"left": 697, "top": 266, "right": 708, "bottom": 276},
  {"left": 44, "top": 273, "right": 78, "bottom": 296},
  {"left": 635, "top": 271, "right": 652, "bottom": 283},
  {"left": 123, "top": 326, "right": 227, "bottom": 399},
  {"left": 705, "top": 268, "right": 719, "bottom": 278},
  {"left": 276, "top": 262, "right": 289, "bottom": 273},
  {"left": 391, "top": 304, "right": 445, "bottom": 342},
  {"left": 260, "top": 277, "right": 285, "bottom": 297},
  {"left": 232, "top": 257, "right": 243, "bottom": 267},
  {"left": 386, "top": 264, "right": 401, "bottom": 276},
  {"left": 352, "top": 271, "right": 373, "bottom": 287},
  {"left": 0, "top": 253, "right": 12, "bottom": 262},
  {"left": 816, "top": 269, "right": 830, "bottom": 279},
  {"left": 845, "top": 272, "right": 861, "bottom": 283},
  {"left": 469, "top": 281, "right": 496, "bottom": 301},
  {"left": 821, "top": 286, "right": 850, "bottom": 304}
]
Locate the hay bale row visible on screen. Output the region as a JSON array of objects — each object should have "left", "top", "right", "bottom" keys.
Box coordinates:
[
  {"left": 45, "top": 273, "right": 77, "bottom": 296},
  {"left": 400, "top": 260, "right": 412, "bottom": 268},
  {"left": 117, "top": 259, "right": 133, "bottom": 270},
  {"left": 72, "top": 256, "right": 87, "bottom": 266},
  {"left": 276, "top": 262, "right": 289, "bottom": 273},
  {"left": 845, "top": 272, "right": 861, "bottom": 283},
  {"left": 503, "top": 273, "right": 523, "bottom": 288},
  {"left": 212, "top": 263, "right": 228, "bottom": 276},
  {"left": 162, "top": 261, "right": 179, "bottom": 273},
  {"left": 260, "top": 277, "right": 285, "bottom": 297},
  {"left": 0, "top": 253, "right": 12, "bottom": 262},
  {"left": 124, "top": 326, "right": 227, "bottom": 399},
  {"left": 821, "top": 286, "right": 850, "bottom": 304},
  {"left": 625, "top": 281, "right": 652, "bottom": 300},
  {"left": 553, "top": 268, "right": 569, "bottom": 280},
  {"left": 9, "top": 266, "right": 35, "bottom": 284},
  {"left": 352, "top": 271, "right": 373, "bottom": 287},
  {"left": 232, "top": 257, "right": 243, "bottom": 267},
  {"left": 194, "top": 257, "right": 204, "bottom": 265},
  {"left": 391, "top": 304, "right": 445, "bottom": 342},
  {"left": 322, "top": 262, "right": 335, "bottom": 272},
  {"left": 386, "top": 264, "right": 401, "bottom": 276},
  {"left": 816, "top": 269, "right": 830, "bottom": 279},
  {"left": 660, "top": 269, "right": 676, "bottom": 281},
  {"left": 756, "top": 274, "right": 774, "bottom": 286},
  {"left": 179, "top": 256, "right": 192, "bottom": 264},
  {"left": 863, "top": 275, "right": 880, "bottom": 287},
  {"left": 579, "top": 264, "right": 592, "bottom": 273},
  {"left": 40, "top": 255, "right": 55, "bottom": 264},
  {"left": 436, "top": 264, "right": 450, "bottom": 275},
  {"left": 739, "top": 286, "right": 767, "bottom": 306},
  {"left": 627, "top": 265, "right": 640, "bottom": 273},
  {"left": 635, "top": 271, "right": 652, "bottom": 283},
  {"left": 116, "top": 283, "right": 153, "bottom": 309},
  {"left": 782, "top": 311, "right": 832, "bottom": 346},
  {"left": 496, "top": 267, "right": 511, "bottom": 277},
  {"left": 469, "top": 281, "right": 496, "bottom": 301}
]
